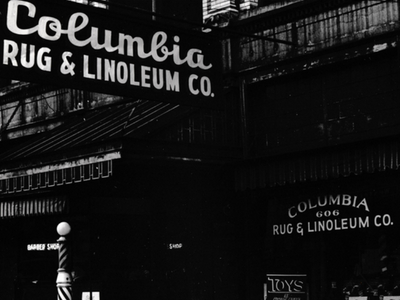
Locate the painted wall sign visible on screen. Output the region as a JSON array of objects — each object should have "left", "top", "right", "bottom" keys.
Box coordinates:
[
  {"left": 264, "top": 274, "right": 308, "bottom": 300},
  {"left": 271, "top": 194, "right": 395, "bottom": 236},
  {"left": 0, "top": 0, "right": 221, "bottom": 107}
]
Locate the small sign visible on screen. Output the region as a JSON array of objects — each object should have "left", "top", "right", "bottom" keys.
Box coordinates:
[
  {"left": 349, "top": 297, "right": 368, "bottom": 300},
  {"left": 383, "top": 297, "right": 400, "bottom": 300},
  {"left": 168, "top": 243, "right": 183, "bottom": 249},
  {"left": 265, "top": 274, "right": 307, "bottom": 300},
  {"left": 82, "top": 291, "right": 100, "bottom": 300},
  {"left": 27, "top": 243, "right": 59, "bottom": 251}
]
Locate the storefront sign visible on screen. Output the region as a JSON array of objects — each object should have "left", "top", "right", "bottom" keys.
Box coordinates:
[
  {"left": 271, "top": 194, "right": 395, "bottom": 236},
  {"left": 168, "top": 243, "right": 183, "bottom": 249},
  {"left": 0, "top": 0, "right": 221, "bottom": 107},
  {"left": 264, "top": 274, "right": 307, "bottom": 300},
  {"left": 27, "top": 243, "right": 59, "bottom": 251}
]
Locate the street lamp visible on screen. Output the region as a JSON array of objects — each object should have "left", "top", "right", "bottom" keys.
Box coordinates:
[{"left": 56, "top": 222, "right": 72, "bottom": 300}]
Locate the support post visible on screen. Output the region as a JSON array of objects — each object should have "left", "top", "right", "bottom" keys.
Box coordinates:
[
  {"left": 152, "top": 0, "right": 157, "bottom": 21},
  {"left": 56, "top": 222, "right": 72, "bottom": 300}
]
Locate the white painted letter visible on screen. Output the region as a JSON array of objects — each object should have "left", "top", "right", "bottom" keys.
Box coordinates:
[{"left": 3, "top": 40, "right": 19, "bottom": 66}]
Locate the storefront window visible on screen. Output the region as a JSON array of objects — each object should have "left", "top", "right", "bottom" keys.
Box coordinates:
[
  {"left": 257, "top": 0, "right": 303, "bottom": 9},
  {"left": 262, "top": 173, "right": 400, "bottom": 300}
]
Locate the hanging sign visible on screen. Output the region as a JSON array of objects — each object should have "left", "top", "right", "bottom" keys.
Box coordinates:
[
  {"left": 0, "top": 0, "right": 221, "bottom": 107},
  {"left": 271, "top": 194, "right": 396, "bottom": 237}
]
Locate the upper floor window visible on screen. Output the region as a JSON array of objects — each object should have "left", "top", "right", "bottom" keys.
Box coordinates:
[
  {"left": 68, "top": 0, "right": 108, "bottom": 9},
  {"left": 257, "top": 0, "right": 303, "bottom": 9}
]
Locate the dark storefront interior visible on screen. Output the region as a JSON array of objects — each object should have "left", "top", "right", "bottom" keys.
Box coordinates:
[{"left": 0, "top": 158, "right": 237, "bottom": 300}]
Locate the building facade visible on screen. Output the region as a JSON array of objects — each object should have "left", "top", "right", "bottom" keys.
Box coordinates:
[
  {"left": 0, "top": 0, "right": 240, "bottom": 300},
  {"left": 207, "top": 0, "right": 400, "bottom": 299},
  {"left": 2, "top": 0, "right": 400, "bottom": 300}
]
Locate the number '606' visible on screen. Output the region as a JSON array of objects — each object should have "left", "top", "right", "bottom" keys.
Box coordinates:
[{"left": 316, "top": 210, "right": 339, "bottom": 218}]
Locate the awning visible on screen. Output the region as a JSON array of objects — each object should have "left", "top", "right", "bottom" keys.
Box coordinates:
[
  {"left": 0, "top": 100, "right": 194, "bottom": 195},
  {"left": 0, "top": 195, "right": 68, "bottom": 219},
  {"left": 0, "top": 153, "right": 119, "bottom": 194},
  {"left": 235, "top": 137, "right": 400, "bottom": 191},
  {"left": 0, "top": 100, "right": 185, "bottom": 163}
]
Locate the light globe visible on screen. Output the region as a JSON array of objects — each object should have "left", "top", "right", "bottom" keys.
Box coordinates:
[{"left": 57, "top": 222, "right": 71, "bottom": 236}]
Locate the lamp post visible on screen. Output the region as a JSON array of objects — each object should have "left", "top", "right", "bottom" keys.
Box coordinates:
[{"left": 56, "top": 222, "right": 73, "bottom": 300}]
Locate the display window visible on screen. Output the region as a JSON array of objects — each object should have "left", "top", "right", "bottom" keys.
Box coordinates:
[{"left": 263, "top": 173, "right": 400, "bottom": 300}]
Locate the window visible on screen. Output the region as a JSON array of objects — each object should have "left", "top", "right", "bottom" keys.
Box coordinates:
[{"left": 68, "top": 0, "right": 108, "bottom": 9}]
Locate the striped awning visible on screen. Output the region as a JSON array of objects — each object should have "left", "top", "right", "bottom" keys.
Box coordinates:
[{"left": 0, "top": 196, "right": 68, "bottom": 219}]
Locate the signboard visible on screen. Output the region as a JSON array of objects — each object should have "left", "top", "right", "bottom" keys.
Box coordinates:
[
  {"left": 264, "top": 274, "right": 308, "bottom": 300},
  {"left": 168, "top": 243, "right": 183, "bottom": 249},
  {"left": 270, "top": 194, "right": 396, "bottom": 237},
  {"left": 0, "top": 0, "right": 221, "bottom": 107},
  {"left": 27, "top": 243, "right": 59, "bottom": 251},
  {"left": 82, "top": 291, "right": 100, "bottom": 300}
]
